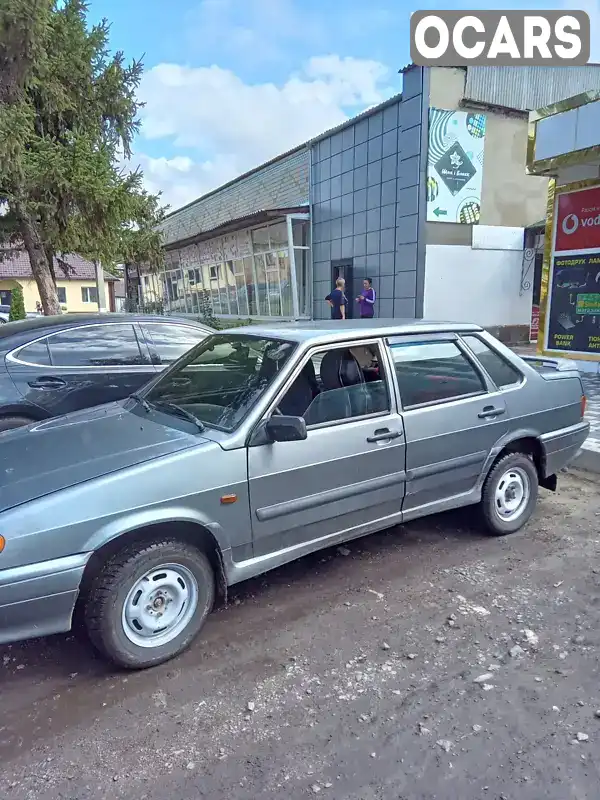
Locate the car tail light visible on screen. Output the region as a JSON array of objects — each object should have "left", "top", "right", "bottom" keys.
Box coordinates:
[
  {"left": 581, "top": 395, "right": 587, "bottom": 418},
  {"left": 0, "top": 535, "right": 4, "bottom": 553}
]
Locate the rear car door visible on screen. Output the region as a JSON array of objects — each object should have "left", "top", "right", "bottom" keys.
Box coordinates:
[
  {"left": 138, "top": 321, "right": 209, "bottom": 370},
  {"left": 387, "top": 334, "right": 510, "bottom": 519},
  {"left": 7, "top": 322, "right": 155, "bottom": 417},
  {"left": 247, "top": 339, "right": 407, "bottom": 559}
]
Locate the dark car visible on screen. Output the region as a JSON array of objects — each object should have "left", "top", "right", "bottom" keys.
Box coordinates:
[
  {"left": 0, "top": 313, "right": 212, "bottom": 432},
  {"left": 0, "top": 305, "right": 40, "bottom": 323}
]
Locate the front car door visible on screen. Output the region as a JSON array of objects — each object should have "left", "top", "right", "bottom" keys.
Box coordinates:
[
  {"left": 247, "top": 338, "right": 407, "bottom": 558},
  {"left": 386, "top": 333, "right": 511, "bottom": 520},
  {"left": 6, "top": 322, "right": 156, "bottom": 417}
]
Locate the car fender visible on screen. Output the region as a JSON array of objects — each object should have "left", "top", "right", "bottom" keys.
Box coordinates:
[
  {"left": 476, "top": 427, "right": 543, "bottom": 488},
  {"left": 82, "top": 504, "right": 231, "bottom": 555}
]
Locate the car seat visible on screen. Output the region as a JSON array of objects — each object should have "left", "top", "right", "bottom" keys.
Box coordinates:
[
  {"left": 278, "top": 361, "right": 317, "bottom": 417},
  {"left": 304, "top": 349, "right": 367, "bottom": 424}
]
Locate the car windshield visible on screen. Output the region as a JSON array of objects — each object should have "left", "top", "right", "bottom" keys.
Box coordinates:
[{"left": 143, "top": 333, "right": 296, "bottom": 431}]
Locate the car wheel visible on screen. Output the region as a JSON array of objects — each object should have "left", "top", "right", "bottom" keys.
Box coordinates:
[
  {"left": 480, "top": 452, "right": 539, "bottom": 535},
  {"left": 0, "top": 415, "right": 35, "bottom": 434},
  {"left": 84, "top": 539, "right": 215, "bottom": 669}
]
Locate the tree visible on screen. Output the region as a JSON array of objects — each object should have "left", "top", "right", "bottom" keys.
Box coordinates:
[
  {"left": 8, "top": 283, "right": 26, "bottom": 321},
  {"left": 0, "top": 0, "right": 166, "bottom": 315}
]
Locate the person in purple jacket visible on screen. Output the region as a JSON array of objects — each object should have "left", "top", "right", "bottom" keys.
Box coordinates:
[{"left": 356, "top": 278, "right": 376, "bottom": 319}]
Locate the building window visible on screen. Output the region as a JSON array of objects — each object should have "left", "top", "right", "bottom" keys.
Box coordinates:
[
  {"left": 57, "top": 287, "right": 67, "bottom": 304},
  {"left": 81, "top": 286, "right": 99, "bottom": 303},
  {"left": 161, "top": 219, "right": 311, "bottom": 321}
]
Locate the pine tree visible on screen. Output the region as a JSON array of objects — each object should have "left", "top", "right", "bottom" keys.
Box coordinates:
[
  {"left": 8, "top": 283, "right": 26, "bottom": 321},
  {"left": 0, "top": 0, "right": 165, "bottom": 315}
]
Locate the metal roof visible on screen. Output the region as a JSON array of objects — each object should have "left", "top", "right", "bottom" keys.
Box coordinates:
[
  {"left": 464, "top": 65, "right": 600, "bottom": 112},
  {"left": 158, "top": 148, "right": 310, "bottom": 247},
  {"left": 163, "top": 206, "right": 308, "bottom": 252}
]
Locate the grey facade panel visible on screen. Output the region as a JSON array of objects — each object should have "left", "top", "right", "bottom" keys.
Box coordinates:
[
  {"left": 159, "top": 148, "right": 310, "bottom": 246},
  {"left": 464, "top": 65, "right": 600, "bottom": 112},
  {"left": 310, "top": 88, "right": 427, "bottom": 321}
]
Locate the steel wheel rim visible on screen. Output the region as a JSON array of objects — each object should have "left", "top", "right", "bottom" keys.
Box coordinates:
[
  {"left": 494, "top": 466, "right": 530, "bottom": 523},
  {"left": 121, "top": 563, "right": 199, "bottom": 648}
]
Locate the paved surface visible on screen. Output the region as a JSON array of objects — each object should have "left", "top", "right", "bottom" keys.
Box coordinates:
[
  {"left": 1, "top": 471, "right": 599, "bottom": 800},
  {"left": 582, "top": 375, "right": 600, "bottom": 453},
  {"left": 512, "top": 345, "right": 600, "bottom": 472}
]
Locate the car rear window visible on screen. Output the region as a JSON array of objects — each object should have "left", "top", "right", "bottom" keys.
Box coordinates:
[
  {"left": 47, "top": 324, "right": 147, "bottom": 367},
  {"left": 461, "top": 335, "right": 522, "bottom": 389},
  {"left": 390, "top": 341, "right": 485, "bottom": 408}
]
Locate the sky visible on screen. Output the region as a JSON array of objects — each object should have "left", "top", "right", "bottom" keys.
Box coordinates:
[{"left": 89, "top": 0, "right": 600, "bottom": 214}]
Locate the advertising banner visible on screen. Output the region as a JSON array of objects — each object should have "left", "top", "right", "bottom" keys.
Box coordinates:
[
  {"left": 545, "top": 251, "right": 600, "bottom": 354},
  {"left": 426, "top": 108, "right": 486, "bottom": 224},
  {"left": 555, "top": 185, "right": 600, "bottom": 252}
]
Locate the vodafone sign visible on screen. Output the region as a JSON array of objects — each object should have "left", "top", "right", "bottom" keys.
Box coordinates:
[{"left": 555, "top": 186, "right": 600, "bottom": 252}]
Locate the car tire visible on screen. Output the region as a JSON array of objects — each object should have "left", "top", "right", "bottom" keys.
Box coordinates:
[
  {"left": 480, "top": 452, "right": 539, "bottom": 536},
  {"left": 84, "top": 539, "right": 215, "bottom": 669},
  {"left": 0, "top": 415, "right": 35, "bottom": 434}
]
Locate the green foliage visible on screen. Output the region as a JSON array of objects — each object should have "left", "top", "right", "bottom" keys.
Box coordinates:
[
  {"left": 197, "top": 290, "right": 221, "bottom": 330},
  {"left": 8, "top": 283, "right": 26, "bottom": 321},
  {"left": 0, "top": 0, "right": 167, "bottom": 303}
]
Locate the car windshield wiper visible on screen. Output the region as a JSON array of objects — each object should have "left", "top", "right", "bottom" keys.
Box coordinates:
[
  {"left": 131, "top": 392, "right": 152, "bottom": 412},
  {"left": 150, "top": 400, "right": 206, "bottom": 432}
]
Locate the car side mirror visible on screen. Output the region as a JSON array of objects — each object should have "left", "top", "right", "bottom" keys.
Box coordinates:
[{"left": 264, "top": 415, "right": 307, "bottom": 443}]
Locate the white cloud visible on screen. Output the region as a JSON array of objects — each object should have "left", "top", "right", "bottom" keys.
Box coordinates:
[{"left": 133, "top": 54, "right": 393, "bottom": 210}]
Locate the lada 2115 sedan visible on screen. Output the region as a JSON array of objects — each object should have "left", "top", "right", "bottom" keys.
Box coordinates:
[{"left": 0, "top": 320, "right": 589, "bottom": 668}]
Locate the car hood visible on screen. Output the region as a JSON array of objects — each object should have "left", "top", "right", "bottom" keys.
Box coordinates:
[{"left": 0, "top": 402, "right": 203, "bottom": 513}]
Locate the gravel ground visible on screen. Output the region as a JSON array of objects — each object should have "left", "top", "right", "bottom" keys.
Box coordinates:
[{"left": 1, "top": 470, "right": 599, "bottom": 800}]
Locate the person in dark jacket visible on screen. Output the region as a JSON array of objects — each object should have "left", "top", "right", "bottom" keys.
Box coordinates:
[
  {"left": 325, "top": 278, "right": 347, "bottom": 320},
  {"left": 356, "top": 278, "right": 376, "bottom": 318}
]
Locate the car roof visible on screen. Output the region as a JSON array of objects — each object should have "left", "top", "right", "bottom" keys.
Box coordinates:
[
  {"left": 0, "top": 312, "right": 212, "bottom": 339},
  {"left": 222, "top": 318, "right": 483, "bottom": 345}
]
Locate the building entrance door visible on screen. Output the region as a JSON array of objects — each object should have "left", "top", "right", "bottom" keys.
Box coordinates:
[{"left": 331, "top": 259, "right": 355, "bottom": 319}]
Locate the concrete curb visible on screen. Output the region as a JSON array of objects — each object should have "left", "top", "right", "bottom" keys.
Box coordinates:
[{"left": 571, "top": 446, "right": 600, "bottom": 475}]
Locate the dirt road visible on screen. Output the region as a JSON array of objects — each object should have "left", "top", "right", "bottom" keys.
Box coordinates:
[{"left": 1, "top": 471, "right": 599, "bottom": 799}]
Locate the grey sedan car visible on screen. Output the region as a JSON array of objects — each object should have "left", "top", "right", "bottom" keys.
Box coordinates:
[{"left": 0, "top": 320, "right": 589, "bottom": 668}]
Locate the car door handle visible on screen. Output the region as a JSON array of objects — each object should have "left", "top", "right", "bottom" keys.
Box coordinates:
[
  {"left": 28, "top": 376, "right": 67, "bottom": 389},
  {"left": 478, "top": 405, "right": 506, "bottom": 419},
  {"left": 367, "top": 428, "right": 403, "bottom": 443}
]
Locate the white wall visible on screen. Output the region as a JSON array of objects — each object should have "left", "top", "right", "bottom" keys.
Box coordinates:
[{"left": 423, "top": 244, "right": 533, "bottom": 328}]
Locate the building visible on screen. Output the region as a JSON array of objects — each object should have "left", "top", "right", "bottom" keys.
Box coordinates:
[
  {"left": 526, "top": 88, "right": 600, "bottom": 376},
  {"left": 154, "top": 64, "right": 600, "bottom": 340},
  {"left": 155, "top": 148, "right": 310, "bottom": 320},
  {"left": 0, "top": 251, "right": 119, "bottom": 313}
]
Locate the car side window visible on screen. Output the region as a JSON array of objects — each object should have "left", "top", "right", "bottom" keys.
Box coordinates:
[
  {"left": 461, "top": 335, "right": 522, "bottom": 389},
  {"left": 140, "top": 323, "right": 206, "bottom": 366},
  {"left": 47, "top": 324, "right": 147, "bottom": 368},
  {"left": 14, "top": 338, "right": 52, "bottom": 366},
  {"left": 391, "top": 341, "right": 485, "bottom": 408},
  {"left": 276, "top": 343, "right": 390, "bottom": 427}
]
